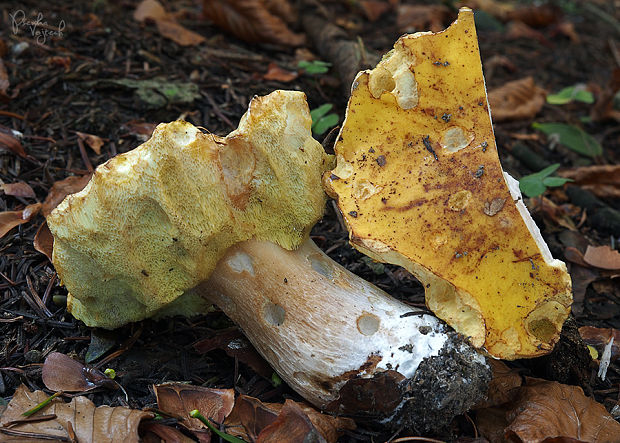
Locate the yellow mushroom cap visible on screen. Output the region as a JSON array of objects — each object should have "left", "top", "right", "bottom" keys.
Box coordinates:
[
  {"left": 324, "top": 8, "right": 572, "bottom": 360},
  {"left": 48, "top": 91, "right": 333, "bottom": 328}
]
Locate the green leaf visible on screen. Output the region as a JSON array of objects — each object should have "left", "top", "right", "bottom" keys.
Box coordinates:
[
  {"left": 310, "top": 104, "right": 333, "bottom": 122},
  {"left": 362, "top": 256, "right": 385, "bottom": 275},
  {"left": 532, "top": 123, "right": 603, "bottom": 157},
  {"left": 313, "top": 113, "right": 339, "bottom": 135},
  {"left": 297, "top": 60, "right": 331, "bottom": 75},
  {"left": 547, "top": 85, "right": 594, "bottom": 105},
  {"left": 542, "top": 176, "right": 572, "bottom": 187},
  {"left": 519, "top": 163, "right": 570, "bottom": 198}
]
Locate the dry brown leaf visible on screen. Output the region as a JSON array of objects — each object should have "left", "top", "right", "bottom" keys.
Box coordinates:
[
  {"left": 559, "top": 165, "right": 620, "bottom": 199},
  {"left": 134, "top": 0, "right": 167, "bottom": 21},
  {"left": 0, "top": 203, "right": 41, "bottom": 239},
  {"left": 583, "top": 245, "right": 620, "bottom": 270},
  {"left": 122, "top": 120, "right": 158, "bottom": 141},
  {"left": 263, "top": 62, "right": 298, "bottom": 82},
  {"left": 475, "top": 360, "right": 522, "bottom": 409},
  {"left": 359, "top": 1, "right": 391, "bottom": 22},
  {"left": 0, "top": 131, "right": 27, "bottom": 158},
  {"left": 256, "top": 400, "right": 324, "bottom": 443},
  {"left": 477, "top": 377, "right": 620, "bottom": 443},
  {"left": 203, "top": 0, "right": 305, "bottom": 47},
  {"left": 223, "top": 394, "right": 354, "bottom": 443},
  {"left": 42, "top": 352, "right": 118, "bottom": 392},
  {"left": 155, "top": 19, "right": 206, "bottom": 47},
  {"left": 552, "top": 21, "right": 580, "bottom": 43},
  {"left": 579, "top": 326, "right": 620, "bottom": 361},
  {"left": 396, "top": 4, "right": 451, "bottom": 33},
  {"left": 140, "top": 421, "right": 196, "bottom": 443},
  {"left": 505, "top": 4, "right": 560, "bottom": 28},
  {"left": 41, "top": 174, "right": 91, "bottom": 217},
  {"left": 155, "top": 382, "right": 235, "bottom": 431},
  {"left": 1, "top": 181, "right": 36, "bottom": 199},
  {"left": 488, "top": 77, "right": 546, "bottom": 122},
  {"left": 0, "top": 384, "right": 152, "bottom": 443},
  {"left": 134, "top": 0, "right": 205, "bottom": 46},
  {"left": 76, "top": 131, "right": 104, "bottom": 155},
  {"left": 506, "top": 21, "right": 550, "bottom": 45},
  {"left": 505, "top": 378, "right": 620, "bottom": 442},
  {"left": 34, "top": 221, "right": 54, "bottom": 261}
]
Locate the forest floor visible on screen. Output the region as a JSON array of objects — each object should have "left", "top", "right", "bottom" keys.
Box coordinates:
[{"left": 0, "top": 0, "right": 619, "bottom": 441}]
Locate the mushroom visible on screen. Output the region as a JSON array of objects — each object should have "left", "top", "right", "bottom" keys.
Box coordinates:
[
  {"left": 47, "top": 90, "right": 490, "bottom": 432},
  {"left": 324, "top": 8, "right": 572, "bottom": 360}
]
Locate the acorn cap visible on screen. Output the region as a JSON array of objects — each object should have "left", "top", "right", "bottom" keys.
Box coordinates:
[
  {"left": 323, "top": 8, "right": 572, "bottom": 360},
  {"left": 48, "top": 91, "right": 332, "bottom": 328}
]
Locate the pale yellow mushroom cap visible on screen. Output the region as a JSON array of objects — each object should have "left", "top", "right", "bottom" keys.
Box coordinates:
[
  {"left": 48, "top": 91, "right": 333, "bottom": 328},
  {"left": 324, "top": 9, "right": 572, "bottom": 360}
]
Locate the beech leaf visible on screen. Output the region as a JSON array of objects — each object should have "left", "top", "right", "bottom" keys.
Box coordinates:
[
  {"left": 33, "top": 221, "right": 54, "bottom": 261},
  {"left": 505, "top": 378, "right": 620, "bottom": 443},
  {"left": 583, "top": 245, "right": 620, "bottom": 270},
  {"left": 41, "top": 174, "right": 91, "bottom": 217},
  {"left": 558, "top": 165, "right": 620, "bottom": 199},
  {"left": 1, "top": 182, "right": 36, "bottom": 198},
  {"left": 76, "top": 131, "right": 104, "bottom": 155},
  {"left": 42, "top": 352, "right": 118, "bottom": 392},
  {"left": 488, "top": 77, "right": 546, "bottom": 122},
  {"left": 203, "top": 0, "right": 305, "bottom": 47},
  {"left": 0, "top": 204, "right": 41, "bottom": 239},
  {"left": 134, "top": 0, "right": 205, "bottom": 46},
  {"left": 154, "top": 382, "right": 235, "bottom": 431},
  {"left": 0, "top": 385, "right": 152, "bottom": 443},
  {"left": 0, "top": 131, "right": 27, "bottom": 158}
]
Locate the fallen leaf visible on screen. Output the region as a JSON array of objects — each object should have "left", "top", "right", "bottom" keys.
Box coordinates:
[
  {"left": 33, "top": 222, "right": 54, "bottom": 261},
  {"left": 559, "top": 165, "right": 620, "bottom": 199},
  {"left": 134, "top": 0, "right": 167, "bottom": 21},
  {"left": 583, "top": 245, "right": 620, "bottom": 270},
  {"left": 42, "top": 352, "right": 118, "bottom": 392},
  {"left": 396, "top": 4, "right": 451, "bottom": 33},
  {"left": 155, "top": 19, "right": 206, "bottom": 47},
  {"left": 122, "top": 120, "right": 158, "bottom": 141},
  {"left": 0, "top": 203, "right": 41, "bottom": 239},
  {"left": 140, "top": 421, "right": 197, "bottom": 443},
  {"left": 506, "top": 20, "right": 550, "bottom": 45},
  {"left": 223, "top": 395, "right": 354, "bottom": 443},
  {"left": 359, "top": 1, "right": 391, "bottom": 22},
  {"left": 0, "top": 131, "right": 26, "bottom": 158},
  {"left": 256, "top": 400, "right": 324, "bottom": 443},
  {"left": 41, "top": 174, "right": 91, "bottom": 216},
  {"left": 477, "top": 377, "right": 620, "bottom": 443},
  {"left": 134, "top": 0, "right": 205, "bottom": 46},
  {"left": 194, "top": 328, "right": 273, "bottom": 378},
  {"left": 568, "top": 265, "right": 599, "bottom": 314},
  {"left": 579, "top": 326, "right": 620, "bottom": 361},
  {"left": 76, "top": 131, "right": 104, "bottom": 155},
  {"left": 203, "top": 0, "right": 305, "bottom": 47},
  {"left": 505, "top": 378, "right": 620, "bottom": 442},
  {"left": 475, "top": 360, "right": 522, "bottom": 409},
  {"left": 1, "top": 181, "right": 36, "bottom": 198},
  {"left": 155, "top": 383, "right": 235, "bottom": 431},
  {"left": 551, "top": 21, "right": 580, "bottom": 43},
  {"left": 489, "top": 77, "right": 546, "bottom": 122},
  {"left": 505, "top": 4, "right": 560, "bottom": 28},
  {"left": 0, "top": 384, "right": 152, "bottom": 443},
  {"left": 263, "top": 62, "right": 298, "bottom": 82}
]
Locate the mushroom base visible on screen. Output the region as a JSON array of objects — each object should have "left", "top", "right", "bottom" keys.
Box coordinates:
[{"left": 198, "top": 238, "right": 490, "bottom": 431}]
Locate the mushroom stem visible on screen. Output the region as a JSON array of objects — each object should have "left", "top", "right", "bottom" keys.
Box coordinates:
[{"left": 197, "top": 238, "right": 490, "bottom": 431}]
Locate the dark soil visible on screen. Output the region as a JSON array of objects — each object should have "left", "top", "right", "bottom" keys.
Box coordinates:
[{"left": 1, "top": 0, "right": 619, "bottom": 441}]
